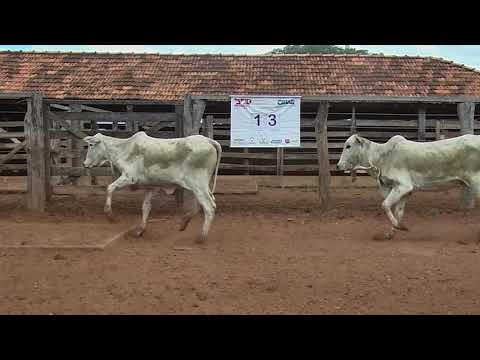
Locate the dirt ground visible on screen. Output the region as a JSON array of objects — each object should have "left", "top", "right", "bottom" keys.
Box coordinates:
[{"left": 1, "top": 186, "right": 480, "bottom": 314}]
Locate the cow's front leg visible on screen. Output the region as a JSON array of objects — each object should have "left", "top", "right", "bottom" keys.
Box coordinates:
[
  {"left": 382, "top": 184, "right": 413, "bottom": 235},
  {"left": 104, "top": 175, "right": 134, "bottom": 221},
  {"left": 135, "top": 189, "right": 158, "bottom": 237}
]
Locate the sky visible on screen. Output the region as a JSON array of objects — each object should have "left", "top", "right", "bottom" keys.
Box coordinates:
[{"left": 1, "top": 45, "right": 480, "bottom": 70}]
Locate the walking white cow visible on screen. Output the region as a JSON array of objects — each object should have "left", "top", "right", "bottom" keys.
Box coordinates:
[
  {"left": 337, "top": 134, "right": 480, "bottom": 239},
  {"left": 83, "top": 132, "right": 222, "bottom": 242}
]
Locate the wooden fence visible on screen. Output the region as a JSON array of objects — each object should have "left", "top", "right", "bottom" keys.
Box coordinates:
[{"left": 0, "top": 92, "right": 478, "bottom": 212}]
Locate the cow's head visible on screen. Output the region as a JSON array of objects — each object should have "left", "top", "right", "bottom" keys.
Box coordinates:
[
  {"left": 83, "top": 134, "right": 108, "bottom": 168},
  {"left": 337, "top": 134, "right": 368, "bottom": 171}
]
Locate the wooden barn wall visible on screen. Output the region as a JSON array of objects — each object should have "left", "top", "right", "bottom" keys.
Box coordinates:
[{"left": 201, "top": 102, "right": 479, "bottom": 176}]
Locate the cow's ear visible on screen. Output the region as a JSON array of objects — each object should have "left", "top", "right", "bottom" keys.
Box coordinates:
[{"left": 354, "top": 135, "right": 365, "bottom": 146}]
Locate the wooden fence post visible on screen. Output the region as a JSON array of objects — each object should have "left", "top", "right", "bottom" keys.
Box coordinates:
[
  {"left": 276, "top": 148, "right": 284, "bottom": 177},
  {"left": 418, "top": 106, "right": 426, "bottom": 141},
  {"left": 203, "top": 115, "right": 214, "bottom": 139},
  {"left": 175, "top": 103, "right": 185, "bottom": 207},
  {"left": 181, "top": 97, "right": 206, "bottom": 212},
  {"left": 25, "top": 93, "right": 50, "bottom": 212},
  {"left": 70, "top": 103, "right": 89, "bottom": 186},
  {"left": 127, "top": 105, "right": 137, "bottom": 132},
  {"left": 458, "top": 102, "right": 476, "bottom": 209},
  {"left": 315, "top": 101, "right": 330, "bottom": 211},
  {"left": 350, "top": 104, "right": 357, "bottom": 182}
]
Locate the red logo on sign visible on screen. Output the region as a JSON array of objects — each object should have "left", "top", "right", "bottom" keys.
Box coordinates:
[{"left": 233, "top": 98, "right": 252, "bottom": 107}]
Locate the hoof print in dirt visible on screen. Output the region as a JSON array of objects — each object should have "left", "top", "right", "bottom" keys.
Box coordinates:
[
  {"left": 372, "top": 233, "right": 393, "bottom": 242},
  {"left": 194, "top": 236, "right": 207, "bottom": 244}
]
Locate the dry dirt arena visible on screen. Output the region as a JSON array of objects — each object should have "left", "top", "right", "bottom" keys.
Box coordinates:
[{"left": 1, "top": 186, "right": 480, "bottom": 314}]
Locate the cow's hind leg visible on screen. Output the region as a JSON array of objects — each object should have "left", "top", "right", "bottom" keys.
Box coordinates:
[
  {"left": 178, "top": 190, "right": 200, "bottom": 231},
  {"left": 189, "top": 184, "right": 216, "bottom": 243},
  {"left": 134, "top": 189, "right": 158, "bottom": 237}
]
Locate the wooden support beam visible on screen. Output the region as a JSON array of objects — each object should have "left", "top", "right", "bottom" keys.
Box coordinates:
[
  {"left": 350, "top": 104, "right": 357, "bottom": 134},
  {"left": 51, "top": 111, "right": 177, "bottom": 124},
  {"left": 458, "top": 102, "right": 475, "bottom": 135},
  {"left": 25, "top": 94, "right": 50, "bottom": 212},
  {"left": 458, "top": 102, "right": 476, "bottom": 209},
  {"left": 0, "top": 141, "right": 26, "bottom": 165},
  {"left": 70, "top": 104, "right": 86, "bottom": 186},
  {"left": 81, "top": 105, "right": 110, "bottom": 113},
  {"left": 192, "top": 100, "right": 206, "bottom": 134},
  {"left": 350, "top": 104, "right": 357, "bottom": 182},
  {"left": 418, "top": 106, "right": 426, "bottom": 141},
  {"left": 315, "top": 101, "right": 331, "bottom": 211},
  {"left": 183, "top": 94, "right": 194, "bottom": 136},
  {"left": 175, "top": 104, "right": 185, "bottom": 208},
  {"left": 126, "top": 105, "right": 138, "bottom": 132},
  {"left": 181, "top": 96, "right": 204, "bottom": 213},
  {"left": 203, "top": 115, "right": 214, "bottom": 139},
  {"left": 191, "top": 94, "right": 480, "bottom": 104},
  {"left": 0, "top": 92, "right": 34, "bottom": 99},
  {"left": 276, "top": 148, "right": 284, "bottom": 176}
]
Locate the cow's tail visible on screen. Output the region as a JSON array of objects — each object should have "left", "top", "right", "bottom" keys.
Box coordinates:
[{"left": 208, "top": 138, "right": 222, "bottom": 195}]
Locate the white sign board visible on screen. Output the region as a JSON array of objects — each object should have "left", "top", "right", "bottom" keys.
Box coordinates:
[{"left": 230, "top": 95, "right": 301, "bottom": 148}]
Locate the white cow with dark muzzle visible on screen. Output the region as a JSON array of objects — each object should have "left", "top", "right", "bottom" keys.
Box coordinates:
[
  {"left": 83, "top": 132, "right": 222, "bottom": 243},
  {"left": 337, "top": 133, "right": 480, "bottom": 239}
]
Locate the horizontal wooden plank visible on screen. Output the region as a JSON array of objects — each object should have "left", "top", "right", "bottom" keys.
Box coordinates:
[
  {"left": 217, "top": 140, "right": 342, "bottom": 149},
  {"left": 219, "top": 153, "right": 320, "bottom": 161},
  {"left": 194, "top": 95, "right": 480, "bottom": 103},
  {"left": 45, "top": 98, "right": 180, "bottom": 106},
  {"left": 52, "top": 177, "right": 258, "bottom": 196},
  {"left": 50, "top": 130, "right": 177, "bottom": 139},
  {"left": 221, "top": 152, "right": 276, "bottom": 159},
  {"left": 50, "top": 112, "right": 178, "bottom": 123},
  {"left": 52, "top": 166, "right": 112, "bottom": 176},
  {"left": 284, "top": 153, "right": 318, "bottom": 160},
  {"left": 220, "top": 164, "right": 276, "bottom": 171},
  {"left": 0, "top": 143, "right": 24, "bottom": 149},
  {"left": 210, "top": 117, "right": 471, "bottom": 129},
  {"left": 0, "top": 92, "right": 34, "bottom": 99},
  {"left": 0, "top": 132, "right": 25, "bottom": 138},
  {"left": 0, "top": 121, "right": 25, "bottom": 127},
  {"left": 0, "top": 153, "right": 27, "bottom": 160},
  {"left": 0, "top": 164, "right": 27, "bottom": 170}
]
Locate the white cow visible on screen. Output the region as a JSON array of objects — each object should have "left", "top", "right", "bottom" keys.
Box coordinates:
[
  {"left": 83, "top": 132, "right": 222, "bottom": 242},
  {"left": 337, "top": 134, "right": 480, "bottom": 239}
]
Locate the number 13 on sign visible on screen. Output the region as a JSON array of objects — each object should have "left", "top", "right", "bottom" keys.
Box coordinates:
[{"left": 253, "top": 114, "right": 278, "bottom": 127}]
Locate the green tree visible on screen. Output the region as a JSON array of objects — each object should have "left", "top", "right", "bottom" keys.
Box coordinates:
[{"left": 269, "top": 45, "right": 373, "bottom": 55}]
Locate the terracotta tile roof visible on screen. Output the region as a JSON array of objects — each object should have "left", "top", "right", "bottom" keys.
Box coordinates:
[{"left": 0, "top": 51, "right": 479, "bottom": 102}]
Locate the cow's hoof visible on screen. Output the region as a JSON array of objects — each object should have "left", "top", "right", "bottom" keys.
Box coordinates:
[
  {"left": 178, "top": 218, "right": 190, "bottom": 232},
  {"left": 105, "top": 212, "right": 115, "bottom": 223},
  {"left": 134, "top": 228, "right": 145, "bottom": 238},
  {"left": 395, "top": 224, "right": 409, "bottom": 232},
  {"left": 195, "top": 236, "right": 207, "bottom": 244},
  {"left": 385, "top": 230, "right": 396, "bottom": 240},
  {"left": 372, "top": 232, "right": 393, "bottom": 241}
]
